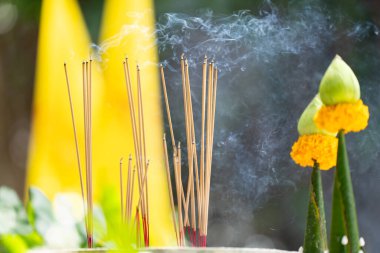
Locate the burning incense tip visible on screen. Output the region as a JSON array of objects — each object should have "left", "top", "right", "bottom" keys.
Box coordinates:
[{"left": 129, "top": 154, "right": 132, "bottom": 160}]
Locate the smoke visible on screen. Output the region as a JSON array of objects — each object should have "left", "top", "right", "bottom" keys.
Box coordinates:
[{"left": 156, "top": 6, "right": 334, "bottom": 72}]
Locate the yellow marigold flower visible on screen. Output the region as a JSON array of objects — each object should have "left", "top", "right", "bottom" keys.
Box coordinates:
[
  {"left": 315, "top": 99, "right": 369, "bottom": 133},
  {"left": 290, "top": 134, "right": 338, "bottom": 170}
]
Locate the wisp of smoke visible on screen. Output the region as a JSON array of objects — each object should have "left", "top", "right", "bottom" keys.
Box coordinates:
[{"left": 156, "top": 7, "right": 334, "bottom": 72}]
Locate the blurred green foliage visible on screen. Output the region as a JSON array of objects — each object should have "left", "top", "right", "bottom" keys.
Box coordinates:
[
  {"left": 0, "top": 186, "right": 136, "bottom": 252},
  {"left": 0, "top": 187, "right": 43, "bottom": 253}
]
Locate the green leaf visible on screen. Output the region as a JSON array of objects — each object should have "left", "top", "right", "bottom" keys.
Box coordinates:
[
  {"left": 19, "top": 231, "right": 43, "bottom": 248},
  {"left": 99, "top": 186, "right": 136, "bottom": 250},
  {"left": 92, "top": 205, "right": 108, "bottom": 247},
  {"left": 0, "top": 187, "right": 32, "bottom": 235},
  {"left": 27, "top": 187, "right": 54, "bottom": 236},
  {"left": 0, "top": 187, "right": 22, "bottom": 208},
  {"left": 319, "top": 55, "right": 360, "bottom": 105},
  {"left": 330, "top": 174, "right": 348, "bottom": 253},
  {"left": 303, "top": 163, "right": 328, "bottom": 253},
  {"left": 329, "top": 131, "right": 360, "bottom": 253},
  {"left": 0, "top": 234, "right": 28, "bottom": 253}
]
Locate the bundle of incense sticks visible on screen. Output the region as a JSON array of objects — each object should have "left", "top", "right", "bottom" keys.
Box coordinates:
[
  {"left": 65, "top": 59, "right": 152, "bottom": 248},
  {"left": 64, "top": 61, "right": 94, "bottom": 248},
  {"left": 122, "top": 58, "right": 151, "bottom": 247},
  {"left": 64, "top": 56, "right": 217, "bottom": 248},
  {"left": 161, "top": 55, "right": 219, "bottom": 247}
]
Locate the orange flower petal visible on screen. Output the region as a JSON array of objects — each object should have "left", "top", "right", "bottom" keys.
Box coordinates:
[
  {"left": 290, "top": 134, "right": 338, "bottom": 170},
  {"left": 315, "top": 100, "right": 369, "bottom": 133}
]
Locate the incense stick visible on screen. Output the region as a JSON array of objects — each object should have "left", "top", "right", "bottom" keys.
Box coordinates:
[
  {"left": 123, "top": 59, "right": 141, "bottom": 186},
  {"left": 130, "top": 167, "right": 136, "bottom": 221},
  {"left": 183, "top": 60, "right": 198, "bottom": 246},
  {"left": 137, "top": 160, "right": 150, "bottom": 247},
  {"left": 203, "top": 62, "right": 214, "bottom": 236},
  {"left": 136, "top": 65, "right": 150, "bottom": 246},
  {"left": 180, "top": 56, "right": 192, "bottom": 230},
  {"left": 137, "top": 160, "right": 150, "bottom": 209},
  {"left": 125, "top": 155, "right": 132, "bottom": 222},
  {"left": 203, "top": 63, "right": 218, "bottom": 241},
  {"left": 163, "top": 134, "right": 180, "bottom": 245},
  {"left": 138, "top": 66, "right": 150, "bottom": 245},
  {"left": 120, "top": 158, "right": 124, "bottom": 223},
  {"left": 81, "top": 60, "right": 94, "bottom": 248},
  {"left": 160, "top": 65, "right": 176, "bottom": 151},
  {"left": 88, "top": 60, "right": 93, "bottom": 238},
  {"left": 176, "top": 142, "right": 184, "bottom": 246},
  {"left": 184, "top": 60, "right": 201, "bottom": 242},
  {"left": 199, "top": 56, "right": 208, "bottom": 237},
  {"left": 63, "top": 63, "right": 88, "bottom": 237},
  {"left": 123, "top": 59, "right": 145, "bottom": 222}
]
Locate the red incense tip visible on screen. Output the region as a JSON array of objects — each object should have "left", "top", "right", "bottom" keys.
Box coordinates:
[
  {"left": 87, "top": 235, "right": 93, "bottom": 248},
  {"left": 199, "top": 235, "right": 207, "bottom": 247},
  {"left": 192, "top": 229, "right": 197, "bottom": 247}
]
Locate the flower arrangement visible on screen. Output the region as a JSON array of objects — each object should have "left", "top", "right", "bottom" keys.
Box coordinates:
[
  {"left": 291, "top": 55, "right": 369, "bottom": 253},
  {"left": 317, "top": 55, "right": 369, "bottom": 253},
  {"left": 291, "top": 95, "right": 337, "bottom": 253}
]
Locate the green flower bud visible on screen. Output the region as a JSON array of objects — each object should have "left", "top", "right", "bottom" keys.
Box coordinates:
[
  {"left": 319, "top": 55, "right": 360, "bottom": 105},
  {"left": 298, "top": 94, "right": 336, "bottom": 136}
]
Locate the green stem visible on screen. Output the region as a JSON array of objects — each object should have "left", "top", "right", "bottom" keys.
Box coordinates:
[
  {"left": 329, "top": 130, "right": 360, "bottom": 253},
  {"left": 330, "top": 170, "right": 348, "bottom": 253},
  {"left": 303, "top": 162, "right": 328, "bottom": 253}
]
